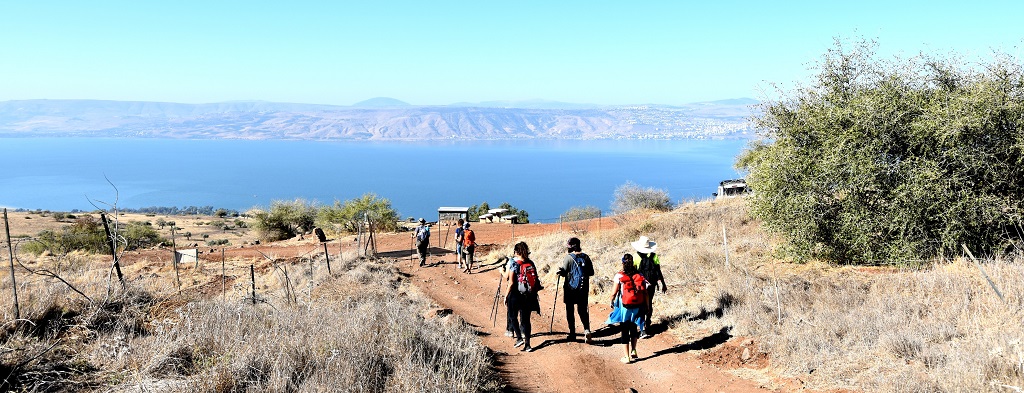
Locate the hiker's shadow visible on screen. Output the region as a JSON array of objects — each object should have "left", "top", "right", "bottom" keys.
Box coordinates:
[
  {"left": 648, "top": 293, "right": 736, "bottom": 336},
  {"left": 530, "top": 325, "right": 624, "bottom": 351},
  {"left": 640, "top": 327, "right": 732, "bottom": 361}
]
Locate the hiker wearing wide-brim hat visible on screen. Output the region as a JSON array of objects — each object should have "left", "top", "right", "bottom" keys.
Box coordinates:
[
  {"left": 413, "top": 218, "right": 431, "bottom": 267},
  {"left": 631, "top": 236, "right": 667, "bottom": 339}
]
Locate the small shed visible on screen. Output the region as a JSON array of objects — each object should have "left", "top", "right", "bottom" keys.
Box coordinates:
[
  {"left": 437, "top": 206, "right": 470, "bottom": 247},
  {"left": 501, "top": 214, "right": 519, "bottom": 224},
  {"left": 716, "top": 179, "right": 750, "bottom": 199}
]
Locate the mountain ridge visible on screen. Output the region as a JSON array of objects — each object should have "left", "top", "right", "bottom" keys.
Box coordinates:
[{"left": 0, "top": 98, "right": 759, "bottom": 140}]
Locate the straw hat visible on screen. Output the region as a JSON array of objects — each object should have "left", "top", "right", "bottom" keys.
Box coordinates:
[{"left": 631, "top": 236, "right": 657, "bottom": 253}]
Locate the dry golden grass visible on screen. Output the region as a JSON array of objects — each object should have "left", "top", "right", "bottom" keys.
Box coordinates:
[
  {"left": 2, "top": 210, "right": 257, "bottom": 248},
  {"left": 486, "top": 197, "right": 1024, "bottom": 392},
  {"left": 0, "top": 250, "right": 499, "bottom": 392}
]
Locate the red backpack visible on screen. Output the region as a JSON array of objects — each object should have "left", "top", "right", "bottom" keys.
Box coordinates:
[
  {"left": 516, "top": 259, "right": 540, "bottom": 294},
  {"left": 619, "top": 272, "right": 646, "bottom": 306}
]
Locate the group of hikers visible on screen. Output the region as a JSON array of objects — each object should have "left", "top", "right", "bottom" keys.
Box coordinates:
[
  {"left": 502, "top": 235, "right": 666, "bottom": 362},
  {"left": 412, "top": 217, "right": 667, "bottom": 363},
  {"left": 412, "top": 217, "right": 477, "bottom": 271}
]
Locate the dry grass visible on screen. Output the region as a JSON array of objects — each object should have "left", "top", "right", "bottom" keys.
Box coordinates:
[
  {"left": 487, "top": 197, "right": 1024, "bottom": 392},
  {"left": 0, "top": 251, "right": 499, "bottom": 392}
]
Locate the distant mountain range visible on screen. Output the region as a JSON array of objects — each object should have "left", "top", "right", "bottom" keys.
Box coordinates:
[{"left": 0, "top": 98, "right": 759, "bottom": 140}]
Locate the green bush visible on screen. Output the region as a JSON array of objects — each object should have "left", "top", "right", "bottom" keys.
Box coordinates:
[
  {"left": 737, "top": 40, "right": 1024, "bottom": 264},
  {"left": 316, "top": 193, "right": 400, "bottom": 235},
  {"left": 24, "top": 217, "right": 165, "bottom": 255},
  {"left": 611, "top": 182, "right": 672, "bottom": 214},
  {"left": 248, "top": 199, "right": 318, "bottom": 242}
]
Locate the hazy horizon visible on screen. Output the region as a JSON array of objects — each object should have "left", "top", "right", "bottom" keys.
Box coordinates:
[{"left": 2, "top": 2, "right": 1021, "bottom": 107}]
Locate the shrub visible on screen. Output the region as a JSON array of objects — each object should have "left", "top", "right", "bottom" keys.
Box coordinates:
[
  {"left": 611, "top": 182, "right": 673, "bottom": 214},
  {"left": 737, "top": 39, "right": 1024, "bottom": 264},
  {"left": 249, "top": 199, "right": 319, "bottom": 242},
  {"left": 561, "top": 206, "right": 601, "bottom": 234},
  {"left": 316, "top": 193, "right": 400, "bottom": 235}
]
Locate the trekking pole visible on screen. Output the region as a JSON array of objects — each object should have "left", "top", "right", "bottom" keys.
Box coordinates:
[
  {"left": 490, "top": 273, "right": 503, "bottom": 327},
  {"left": 549, "top": 275, "right": 561, "bottom": 332}
]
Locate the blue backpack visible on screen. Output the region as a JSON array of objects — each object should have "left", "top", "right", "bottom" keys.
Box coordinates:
[{"left": 568, "top": 253, "right": 586, "bottom": 290}]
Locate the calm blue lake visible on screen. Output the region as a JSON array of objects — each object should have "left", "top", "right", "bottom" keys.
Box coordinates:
[{"left": 0, "top": 138, "right": 748, "bottom": 222}]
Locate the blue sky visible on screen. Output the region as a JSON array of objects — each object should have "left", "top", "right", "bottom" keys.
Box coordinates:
[{"left": 1, "top": 1, "right": 1021, "bottom": 106}]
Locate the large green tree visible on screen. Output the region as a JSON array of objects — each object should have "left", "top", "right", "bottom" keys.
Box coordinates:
[{"left": 738, "top": 40, "right": 1024, "bottom": 264}]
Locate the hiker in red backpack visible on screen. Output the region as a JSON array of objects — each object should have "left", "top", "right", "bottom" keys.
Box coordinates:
[
  {"left": 557, "top": 237, "right": 595, "bottom": 343},
  {"left": 606, "top": 254, "right": 649, "bottom": 364},
  {"left": 461, "top": 222, "right": 476, "bottom": 273},
  {"left": 505, "top": 241, "right": 542, "bottom": 352},
  {"left": 632, "top": 236, "right": 667, "bottom": 339}
]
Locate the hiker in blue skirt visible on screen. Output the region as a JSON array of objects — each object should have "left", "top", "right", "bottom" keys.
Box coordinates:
[{"left": 606, "top": 254, "right": 649, "bottom": 364}]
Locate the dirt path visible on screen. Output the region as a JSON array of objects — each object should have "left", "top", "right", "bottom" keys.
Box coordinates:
[
  {"left": 122, "top": 220, "right": 774, "bottom": 392},
  {"left": 383, "top": 222, "right": 770, "bottom": 393}
]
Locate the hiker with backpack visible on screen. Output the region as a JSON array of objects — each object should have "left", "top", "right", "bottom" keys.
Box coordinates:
[
  {"left": 454, "top": 218, "right": 465, "bottom": 271},
  {"left": 556, "top": 237, "right": 595, "bottom": 343},
  {"left": 461, "top": 222, "right": 477, "bottom": 273},
  {"left": 505, "top": 241, "right": 542, "bottom": 352},
  {"left": 606, "top": 254, "right": 649, "bottom": 364},
  {"left": 632, "top": 236, "right": 667, "bottom": 338},
  {"left": 413, "top": 218, "right": 430, "bottom": 267}
]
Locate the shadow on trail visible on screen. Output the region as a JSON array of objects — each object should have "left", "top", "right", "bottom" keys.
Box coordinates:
[
  {"left": 377, "top": 247, "right": 452, "bottom": 260},
  {"left": 638, "top": 327, "right": 732, "bottom": 362},
  {"left": 656, "top": 292, "right": 737, "bottom": 335}
]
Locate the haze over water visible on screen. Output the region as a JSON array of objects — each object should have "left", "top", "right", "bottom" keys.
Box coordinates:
[{"left": 0, "top": 138, "right": 746, "bottom": 222}]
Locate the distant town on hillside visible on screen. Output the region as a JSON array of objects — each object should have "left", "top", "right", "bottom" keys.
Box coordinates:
[{"left": 0, "top": 98, "right": 759, "bottom": 140}]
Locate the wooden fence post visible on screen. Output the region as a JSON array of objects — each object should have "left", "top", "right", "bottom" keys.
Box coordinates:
[
  {"left": 221, "top": 248, "right": 226, "bottom": 300},
  {"left": 99, "top": 212, "right": 126, "bottom": 289},
  {"left": 170, "top": 227, "right": 181, "bottom": 293},
  {"left": 250, "top": 264, "right": 257, "bottom": 305},
  {"left": 323, "top": 242, "right": 332, "bottom": 275},
  {"left": 3, "top": 209, "right": 20, "bottom": 319},
  {"left": 722, "top": 224, "right": 731, "bottom": 269},
  {"left": 962, "top": 244, "right": 1006, "bottom": 303}
]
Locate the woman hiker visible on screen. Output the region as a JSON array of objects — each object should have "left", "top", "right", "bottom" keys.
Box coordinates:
[
  {"left": 505, "top": 241, "right": 541, "bottom": 352},
  {"left": 606, "top": 254, "right": 650, "bottom": 363},
  {"left": 461, "top": 222, "right": 477, "bottom": 273},
  {"left": 557, "top": 237, "right": 595, "bottom": 343},
  {"left": 632, "top": 235, "right": 667, "bottom": 338}
]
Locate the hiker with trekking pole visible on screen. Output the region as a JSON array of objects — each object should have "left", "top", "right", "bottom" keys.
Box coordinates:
[
  {"left": 505, "top": 241, "right": 542, "bottom": 352},
  {"left": 553, "top": 237, "right": 595, "bottom": 343},
  {"left": 413, "top": 218, "right": 430, "bottom": 267}
]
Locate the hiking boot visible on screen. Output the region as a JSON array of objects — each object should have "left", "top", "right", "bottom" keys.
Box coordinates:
[
  {"left": 584, "top": 330, "right": 593, "bottom": 344},
  {"left": 521, "top": 345, "right": 534, "bottom": 352},
  {"left": 630, "top": 349, "right": 638, "bottom": 360},
  {"left": 513, "top": 339, "right": 525, "bottom": 348},
  {"left": 640, "top": 330, "right": 651, "bottom": 339}
]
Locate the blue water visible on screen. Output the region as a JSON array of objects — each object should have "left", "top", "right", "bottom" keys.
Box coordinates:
[{"left": 0, "top": 138, "right": 748, "bottom": 222}]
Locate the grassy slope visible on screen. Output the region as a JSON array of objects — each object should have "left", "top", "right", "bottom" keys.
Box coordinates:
[
  {"left": 481, "top": 197, "right": 1024, "bottom": 392},
  {"left": 3, "top": 198, "right": 1023, "bottom": 392}
]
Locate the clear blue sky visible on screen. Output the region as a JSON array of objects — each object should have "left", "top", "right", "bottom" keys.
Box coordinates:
[{"left": 1, "top": 1, "right": 1021, "bottom": 106}]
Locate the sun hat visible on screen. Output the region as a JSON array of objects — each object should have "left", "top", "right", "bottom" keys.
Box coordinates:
[
  {"left": 463, "top": 222, "right": 470, "bottom": 229},
  {"left": 631, "top": 236, "right": 657, "bottom": 253},
  {"left": 418, "top": 218, "right": 426, "bottom": 223}
]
